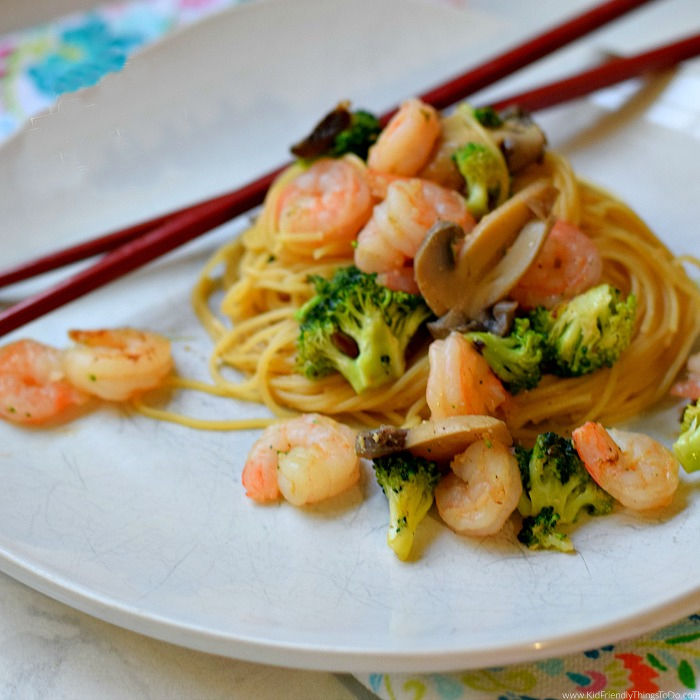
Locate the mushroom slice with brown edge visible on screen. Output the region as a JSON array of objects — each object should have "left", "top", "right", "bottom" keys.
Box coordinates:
[
  {"left": 356, "top": 415, "right": 511, "bottom": 461},
  {"left": 491, "top": 107, "right": 547, "bottom": 174},
  {"left": 405, "top": 415, "right": 512, "bottom": 460},
  {"left": 414, "top": 179, "right": 558, "bottom": 318},
  {"left": 355, "top": 425, "right": 408, "bottom": 459},
  {"left": 466, "top": 216, "right": 554, "bottom": 315},
  {"left": 427, "top": 299, "right": 519, "bottom": 339}
]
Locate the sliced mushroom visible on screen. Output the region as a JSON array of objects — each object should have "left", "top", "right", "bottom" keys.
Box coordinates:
[
  {"left": 355, "top": 415, "right": 511, "bottom": 461},
  {"left": 464, "top": 216, "right": 553, "bottom": 316},
  {"left": 404, "top": 415, "right": 512, "bottom": 460},
  {"left": 355, "top": 425, "right": 407, "bottom": 459},
  {"left": 427, "top": 308, "right": 476, "bottom": 338},
  {"left": 455, "top": 179, "right": 556, "bottom": 280},
  {"left": 483, "top": 300, "right": 519, "bottom": 335},
  {"left": 413, "top": 221, "right": 466, "bottom": 310},
  {"left": 414, "top": 179, "right": 558, "bottom": 317},
  {"left": 427, "top": 300, "right": 518, "bottom": 338},
  {"left": 491, "top": 108, "right": 547, "bottom": 174},
  {"left": 290, "top": 102, "right": 351, "bottom": 159}
]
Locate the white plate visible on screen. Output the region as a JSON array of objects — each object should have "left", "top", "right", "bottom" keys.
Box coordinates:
[{"left": 1, "top": 0, "right": 700, "bottom": 674}]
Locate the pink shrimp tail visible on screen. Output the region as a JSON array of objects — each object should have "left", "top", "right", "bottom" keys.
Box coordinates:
[
  {"left": 572, "top": 421, "right": 620, "bottom": 486},
  {"left": 241, "top": 461, "right": 280, "bottom": 503},
  {"left": 0, "top": 339, "right": 89, "bottom": 425}
]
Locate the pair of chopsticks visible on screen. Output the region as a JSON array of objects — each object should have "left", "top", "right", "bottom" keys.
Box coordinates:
[{"left": 1, "top": 0, "right": 699, "bottom": 338}]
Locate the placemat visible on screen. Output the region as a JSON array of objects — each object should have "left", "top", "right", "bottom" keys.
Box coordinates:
[
  {"left": 357, "top": 614, "right": 700, "bottom": 698},
  {"left": 0, "top": 0, "right": 244, "bottom": 142}
]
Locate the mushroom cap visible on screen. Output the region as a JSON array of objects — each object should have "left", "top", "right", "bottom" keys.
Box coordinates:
[
  {"left": 492, "top": 108, "right": 548, "bottom": 174},
  {"left": 354, "top": 415, "right": 512, "bottom": 462},
  {"left": 405, "top": 415, "right": 512, "bottom": 460},
  {"left": 414, "top": 179, "right": 558, "bottom": 318},
  {"left": 413, "top": 220, "right": 466, "bottom": 315}
]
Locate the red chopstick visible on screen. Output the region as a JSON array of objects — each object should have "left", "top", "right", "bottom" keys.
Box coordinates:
[
  {"left": 0, "top": 166, "right": 286, "bottom": 335},
  {"left": 0, "top": 0, "right": 655, "bottom": 294},
  {"left": 405, "top": 0, "right": 657, "bottom": 117},
  {"left": 0, "top": 0, "right": 671, "bottom": 337},
  {"left": 0, "top": 209, "right": 184, "bottom": 289},
  {"left": 490, "top": 31, "right": 700, "bottom": 113}
]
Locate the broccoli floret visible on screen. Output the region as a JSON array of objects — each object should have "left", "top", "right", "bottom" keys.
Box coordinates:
[
  {"left": 330, "top": 110, "right": 381, "bottom": 159},
  {"left": 465, "top": 317, "right": 544, "bottom": 393},
  {"left": 518, "top": 506, "right": 573, "bottom": 553},
  {"left": 452, "top": 142, "right": 508, "bottom": 218},
  {"left": 529, "top": 284, "right": 637, "bottom": 377},
  {"left": 296, "top": 266, "right": 433, "bottom": 394},
  {"left": 680, "top": 400, "right": 700, "bottom": 433},
  {"left": 673, "top": 400, "right": 700, "bottom": 473},
  {"left": 514, "top": 443, "right": 532, "bottom": 489},
  {"left": 519, "top": 432, "right": 613, "bottom": 519},
  {"left": 472, "top": 106, "right": 503, "bottom": 128},
  {"left": 290, "top": 104, "right": 381, "bottom": 161},
  {"left": 372, "top": 452, "right": 441, "bottom": 560},
  {"left": 517, "top": 432, "right": 613, "bottom": 551}
]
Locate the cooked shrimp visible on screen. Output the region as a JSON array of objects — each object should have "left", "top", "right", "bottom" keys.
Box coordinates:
[
  {"left": 62, "top": 328, "right": 173, "bottom": 402},
  {"left": 435, "top": 439, "right": 522, "bottom": 536},
  {"left": 671, "top": 352, "right": 700, "bottom": 399},
  {"left": 367, "top": 98, "right": 441, "bottom": 176},
  {"left": 365, "top": 169, "right": 401, "bottom": 200},
  {"left": 354, "top": 177, "right": 474, "bottom": 292},
  {"left": 373, "top": 267, "right": 421, "bottom": 294},
  {"left": 510, "top": 219, "right": 602, "bottom": 309},
  {"left": 426, "top": 332, "right": 508, "bottom": 419},
  {"left": 0, "top": 339, "right": 88, "bottom": 425},
  {"left": 572, "top": 422, "right": 679, "bottom": 511},
  {"left": 275, "top": 157, "right": 373, "bottom": 258},
  {"left": 241, "top": 413, "right": 360, "bottom": 506}
]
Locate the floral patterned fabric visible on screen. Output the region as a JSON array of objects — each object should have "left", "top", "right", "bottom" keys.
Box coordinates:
[
  {"left": 0, "top": 0, "right": 244, "bottom": 142},
  {"left": 3, "top": 3, "right": 700, "bottom": 698},
  {"left": 358, "top": 615, "right": 700, "bottom": 699}
]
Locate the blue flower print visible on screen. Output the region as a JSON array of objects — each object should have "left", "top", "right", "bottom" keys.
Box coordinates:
[{"left": 27, "top": 15, "right": 145, "bottom": 97}]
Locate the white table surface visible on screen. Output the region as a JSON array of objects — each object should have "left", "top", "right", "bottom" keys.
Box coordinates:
[
  {"left": 0, "top": 572, "right": 380, "bottom": 700},
  {"left": 1, "top": 0, "right": 699, "bottom": 697}
]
